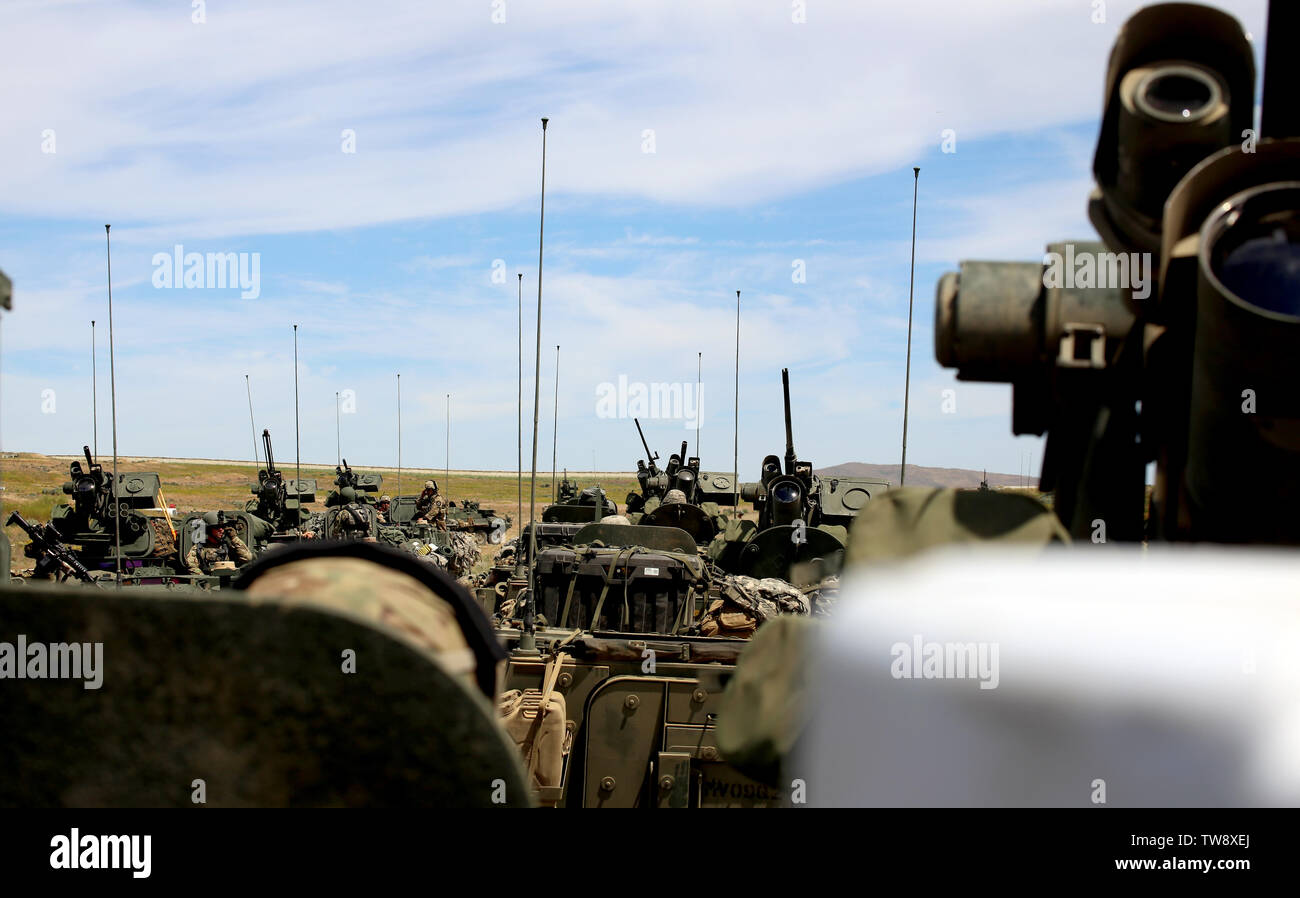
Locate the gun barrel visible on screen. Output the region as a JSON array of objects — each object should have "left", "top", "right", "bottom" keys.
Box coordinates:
[
  {"left": 634, "top": 418, "right": 658, "bottom": 472},
  {"left": 782, "top": 368, "right": 796, "bottom": 474},
  {"left": 84, "top": 445, "right": 94, "bottom": 467},
  {"left": 262, "top": 428, "right": 276, "bottom": 473}
]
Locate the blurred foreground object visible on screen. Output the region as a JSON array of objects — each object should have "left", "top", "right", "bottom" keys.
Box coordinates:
[
  {"left": 0, "top": 542, "right": 527, "bottom": 807},
  {"left": 797, "top": 547, "right": 1300, "bottom": 806}
]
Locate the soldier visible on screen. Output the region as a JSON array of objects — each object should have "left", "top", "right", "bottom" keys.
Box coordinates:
[
  {"left": 415, "top": 480, "right": 447, "bottom": 532},
  {"left": 662, "top": 489, "right": 687, "bottom": 505},
  {"left": 186, "top": 511, "right": 253, "bottom": 575},
  {"left": 329, "top": 488, "right": 375, "bottom": 541},
  {"left": 376, "top": 495, "right": 393, "bottom": 525}
]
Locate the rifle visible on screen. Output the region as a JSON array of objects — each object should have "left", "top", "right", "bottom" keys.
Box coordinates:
[{"left": 6, "top": 511, "right": 94, "bottom": 583}]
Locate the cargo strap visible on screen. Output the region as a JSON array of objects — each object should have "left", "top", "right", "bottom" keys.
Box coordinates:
[
  {"left": 589, "top": 546, "right": 635, "bottom": 630},
  {"left": 522, "top": 651, "right": 570, "bottom": 773},
  {"left": 558, "top": 576, "right": 578, "bottom": 629}
]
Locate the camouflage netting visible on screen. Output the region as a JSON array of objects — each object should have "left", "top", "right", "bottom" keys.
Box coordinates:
[
  {"left": 445, "top": 531, "right": 481, "bottom": 579},
  {"left": 701, "top": 573, "right": 827, "bottom": 638}
]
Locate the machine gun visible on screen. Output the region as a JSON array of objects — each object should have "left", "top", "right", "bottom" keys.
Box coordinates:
[
  {"left": 7, "top": 511, "right": 94, "bottom": 583},
  {"left": 63, "top": 445, "right": 110, "bottom": 522},
  {"left": 247, "top": 429, "right": 315, "bottom": 534},
  {"left": 254, "top": 429, "right": 288, "bottom": 509},
  {"left": 630, "top": 419, "right": 703, "bottom": 510},
  {"left": 335, "top": 459, "right": 358, "bottom": 491},
  {"left": 934, "top": 1, "right": 1300, "bottom": 544},
  {"left": 742, "top": 369, "right": 818, "bottom": 531}
]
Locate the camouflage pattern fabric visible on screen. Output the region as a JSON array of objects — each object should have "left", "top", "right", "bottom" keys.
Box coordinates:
[
  {"left": 700, "top": 573, "right": 811, "bottom": 637},
  {"left": 444, "top": 531, "right": 480, "bottom": 579},
  {"left": 416, "top": 491, "right": 448, "bottom": 531},
  {"left": 329, "top": 503, "right": 375, "bottom": 540},
  {"left": 844, "top": 486, "right": 1070, "bottom": 568},
  {"left": 185, "top": 535, "right": 253, "bottom": 575},
  {"left": 242, "top": 556, "right": 478, "bottom": 683}
]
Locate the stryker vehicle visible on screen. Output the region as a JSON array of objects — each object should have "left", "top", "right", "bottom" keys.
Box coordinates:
[
  {"left": 541, "top": 483, "right": 618, "bottom": 523},
  {"left": 497, "top": 517, "right": 779, "bottom": 806},
  {"left": 447, "top": 499, "right": 510, "bottom": 544},
  {"left": 933, "top": 1, "right": 1300, "bottom": 544},
  {"left": 47, "top": 446, "right": 182, "bottom": 576},
  {"left": 244, "top": 429, "right": 316, "bottom": 540}
]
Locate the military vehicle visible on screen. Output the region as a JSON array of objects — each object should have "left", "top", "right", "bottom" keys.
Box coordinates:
[
  {"left": 541, "top": 482, "right": 617, "bottom": 523},
  {"left": 46, "top": 446, "right": 182, "bottom": 576},
  {"left": 447, "top": 498, "right": 510, "bottom": 544},
  {"left": 932, "top": 1, "right": 1299, "bottom": 544},
  {"left": 244, "top": 428, "right": 316, "bottom": 541}
]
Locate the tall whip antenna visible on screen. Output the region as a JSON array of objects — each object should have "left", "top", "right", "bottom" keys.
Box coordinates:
[
  {"left": 293, "top": 325, "right": 301, "bottom": 538},
  {"left": 245, "top": 374, "right": 258, "bottom": 468},
  {"left": 105, "top": 225, "right": 121, "bottom": 587},
  {"left": 522, "top": 116, "right": 549, "bottom": 655},
  {"left": 91, "top": 320, "right": 98, "bottom": 458},
  {"left": 900, "top": 166, "right": 920, "bottom": 487},
  {"left": 733, "top": 290, "right": 740, "bottom": 517},
  {"left": 397, "top": 373, "right": 402, "bottom": 499},
  {"left": 551, "top": 344, "right": 559, "bottom": 502},
  {"left": 696, "top": 351, "right": 701, "bottom": 459},
  {"left": 517, "top": 272, "right": 523, "bottom": 558}
]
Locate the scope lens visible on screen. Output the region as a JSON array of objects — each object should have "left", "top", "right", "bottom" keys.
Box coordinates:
[
  {"left": 773, "top": 482, "right": 801, "bottom": 504},
  {"left": 1135, "top": 65, "right": 1221, "bottom": 123},
  {"left": 1203, "top": 183, "right": 1300, "bottom": 317}
]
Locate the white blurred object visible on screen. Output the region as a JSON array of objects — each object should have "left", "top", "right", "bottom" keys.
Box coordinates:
[{"left": 799, "top": 546, "right": 1300, "bottom": 807}]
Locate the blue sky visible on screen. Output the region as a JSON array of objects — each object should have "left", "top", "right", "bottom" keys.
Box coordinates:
[{"left": 0, "top": 0, "right": 1268, "bottom": 478}]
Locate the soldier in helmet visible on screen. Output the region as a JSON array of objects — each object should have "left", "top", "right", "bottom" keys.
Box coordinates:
[
  {"left": 662, "top": 489, "right": 687, "bottom": 505},
  {"left": 415, "top": 480, "right": 447, "bottom": 532},
  {"left": 328, "top": 487, "right": 376, "bottom": 540},
  {"left": 376, "top": 495, "right": 393, "bottom": 525},
  {"left": 186, "top": 510, "right": 254, "bottom": 575}
]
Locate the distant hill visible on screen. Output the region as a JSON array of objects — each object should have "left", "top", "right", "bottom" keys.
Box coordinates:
[{"left": 816, "top": 462, "right": 1033, "bottom": 490}]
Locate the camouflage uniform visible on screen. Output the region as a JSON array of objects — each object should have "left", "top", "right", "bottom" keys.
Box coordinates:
[
  {"left": 415, "top": 483, "right": 448, "bottom": 532},
  {"left": 329, "top": 503, "right": 375, "bottom": 540},
  {"left": 186, "top": 534, "right": 253, "bottom": 575}
]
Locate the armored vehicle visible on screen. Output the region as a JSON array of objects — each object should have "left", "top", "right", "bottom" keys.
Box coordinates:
[
  {"left": 244, "top": 429, "right": 316, "bottom": 541},
  {"left": 47, "top": 446, "right": 182, "bottom": 575},
  {"left": 447, "top": 498, "right": 510, "bottom": 544},
  {"left": 542, "top": 483, "right": 617, "bottom": 523}
]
